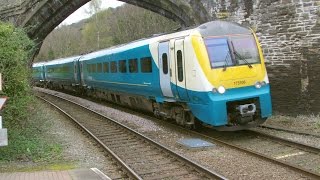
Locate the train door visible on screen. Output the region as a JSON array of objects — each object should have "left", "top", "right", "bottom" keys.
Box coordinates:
[
  {"left": 158, "top": 41, "right": 174, "bottom": 98},
  {"left": 73, "top": 59, "right": 79, "bottom": 85},
  {"left": 174, "top": 39, "right": 189, "bottom": 101},
  {"left": 41, "top": 65, "right": 45, "bottom": 80},
  {"left": 80, "top": 61, "right": 85, "bottom": 86}
]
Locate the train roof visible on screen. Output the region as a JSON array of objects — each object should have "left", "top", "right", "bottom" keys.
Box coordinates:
[
  {"left": 80, "top": 28, "right": 194, "bottom": 61},
  {"left": 44, "top": 56, "right": 81, "bottom": 66},
  {"left": 32, "top": 62, "right": 45, "bottom": 67},
  {"left": 197, "top": 21, "right": 251, "bottom": 37},
  {"left": 39, "top": 21, "right": 251, "bottom": 64}
]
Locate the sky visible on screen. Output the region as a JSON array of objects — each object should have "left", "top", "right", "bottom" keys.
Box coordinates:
[{"left": 61, "top": 0, "right": 124, "bottom": 25}]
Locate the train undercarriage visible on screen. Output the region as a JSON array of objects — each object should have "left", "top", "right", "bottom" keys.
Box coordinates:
[{"left": 37, "top": 81, "right": 266, "bottom": 131}]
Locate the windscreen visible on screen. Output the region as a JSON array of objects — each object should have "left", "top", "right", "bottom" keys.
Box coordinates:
[
  {"left": 205, "top": 38, "right": 233, "bottom": 68},
  {"left": 230, "top": 35, "right": 260, "bottom": 65},
  {"left": 204, "top": 35, "right": 260, "bottom": 69}
]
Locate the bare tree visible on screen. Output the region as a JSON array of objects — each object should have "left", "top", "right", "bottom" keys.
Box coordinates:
[{"left": 86, "top": 0, "right": 102, "bottom": 49}]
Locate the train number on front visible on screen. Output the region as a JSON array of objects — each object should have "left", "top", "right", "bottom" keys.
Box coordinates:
[{"left": 234, "top": 80, "right": 246, "bottom": 86}]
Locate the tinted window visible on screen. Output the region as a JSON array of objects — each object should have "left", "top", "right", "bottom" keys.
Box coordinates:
[
  {"left": 103, "top": 62, "right": 109, "bottom": 73},
  {"left": 87, "top": 64, "right": 90, "bottom": 73},
  {"left": 129, "top": 59, "right": 138, "bottom": 73},
  {"left": 177, "top": 50, "right": 183, "bottom": 82},
  {"left": 230, "top": 35, "right": 260, "bottom": 65},
  {"left": 97, "top": 63, "right": 102, "bottom": 73},
  {"left": 119, "top": 60, "right": 127, "bottom": 73},
  {"left": 162, "top": 53, "right": 168, "bottom": 74},
  {"left": 91, "top": 64, "right": 96, "bottom": 73},
  {"left": 205, "top": 38, "right": 233, "bottom": 68},
  {"left": 141, "top": 57, "right": 152, "bottom": 73},
  {"left": 111, "top": 61, "right": 117, "bottom": 73}
]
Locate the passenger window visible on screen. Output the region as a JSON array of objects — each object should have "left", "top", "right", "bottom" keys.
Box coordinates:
[
  {"left": 92, "top": 64, "right": 96, "bottom": 73},
  {"left": 177, "top": 50, "right": 183, "bottom": 82},
  {"left": 64, "top": 66, "right": 69, "bottom": 73},
  {"left": 119, "top": 60, "right": 127, "bottom": 73},
  {"left": 103, "top": 62, "right": 109, "bottom": 73},
  {"left": 129, "top": 59, "right": 138, "bottom": 73},
  {"left": 141, "top": 57, "right": 152, "bottom": 73},
  {"left": 97, "top": 63, "right": 102, "bottom": 73},
  {"left": 111, "top": 61, "right": 117, "bottom": 73},
  {"left": 162, "top": 53, "right": 168, "bottom": 74}
]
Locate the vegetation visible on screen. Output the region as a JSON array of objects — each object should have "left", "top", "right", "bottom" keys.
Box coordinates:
[
  {"left": 35, "top": 3, "right": 179, "bottom": 61},
  {"left": 0, "top": 22, "right": 62, "bottom": 163},
  {"left": 0, "top": 1, "right": 178, "bottom": 166},
  {"left": 0, "top": 100, "right": 64, "bottom": 167},
  {"left": 0, "top": 22, "right": 33, "bottom": 127}
]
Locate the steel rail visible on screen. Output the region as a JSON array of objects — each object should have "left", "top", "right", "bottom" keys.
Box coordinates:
[
  {"left": 245, "top": 129, "right": 320, "bottom": 154},
  {"left": 189, "top": 129, "right": 320, "bottom": 179},
  {"left": 36, "top": 88, "right": 320, "bottom": 179},
  {"left": 37, "top": 95, "right": 143, "bottom": 180},
  {"left": 259, "top": 125, "right": 320, "bottom": 139},
  {"left": 36, "top": 91, "right": 227, "bottom": 180}
]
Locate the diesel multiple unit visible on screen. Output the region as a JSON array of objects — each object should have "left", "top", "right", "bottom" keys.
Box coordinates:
[{"left": 33, "top": 21, "right": 272, "bottom": 131}]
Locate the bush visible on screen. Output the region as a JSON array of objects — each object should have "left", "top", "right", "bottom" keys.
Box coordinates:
[{"left": 0, "top": 22, "right": 34, "bottom": 127}]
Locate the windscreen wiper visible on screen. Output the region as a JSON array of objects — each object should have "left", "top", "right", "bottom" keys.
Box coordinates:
[
  {"left": 230, "top": 41, "right": 253, "bottom": 69},
  {"left": 234, "top": 51, "right": 253, "bottom": 68},
  {"left": 223, "top": 52, "right": 231, "bottom": 71}
]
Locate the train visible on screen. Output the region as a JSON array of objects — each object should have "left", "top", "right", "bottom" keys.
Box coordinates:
[{"left": 32, "top": 21, "right": 272, "bottom": 131}]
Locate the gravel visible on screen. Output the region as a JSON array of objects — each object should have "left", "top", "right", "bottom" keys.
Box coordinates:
[
  {"left": 37, "top": 97, "right": 126, "bottom": 179},
  {"left": 44, "top": 102, "right": 109, "bottom": 169},
  {"left": 254, "top": 127, "right": 320, "bottom": 148},
  {"left": 35, "top": 87, "right": 312, "bottom": 179},
  {"left": 264, "top": 115, "right": 320, "bottom": 135}
]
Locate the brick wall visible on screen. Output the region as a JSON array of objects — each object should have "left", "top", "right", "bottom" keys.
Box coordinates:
[{"left": 203, "top": 0, "right": 320, "bottom": 115}]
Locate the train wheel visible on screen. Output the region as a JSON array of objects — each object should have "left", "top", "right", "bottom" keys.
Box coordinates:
[{"left": 184, "top": 111, "right": 195, "bottom": 130}]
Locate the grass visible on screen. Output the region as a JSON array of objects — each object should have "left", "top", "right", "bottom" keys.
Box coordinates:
[
  {"left": 0, "top": 99, "right": 64, "bottom": 166},
  {"left": 0, "top": 162, "right": 76, "bottom": 172}
]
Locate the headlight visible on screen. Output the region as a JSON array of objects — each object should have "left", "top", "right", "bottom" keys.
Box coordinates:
[
  {"left": 255, "top": 81, "right": 266, "bottom": 89},
  {"left": 255, "top": 82, "right": 262, "bottom": 89},
  {"left": 217, "top": 86, "right": 226, "bottom": 94}
]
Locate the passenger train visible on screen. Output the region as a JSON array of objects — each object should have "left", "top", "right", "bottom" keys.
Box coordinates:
[{"left": 32, "top": 21, "right": 272, "bottom": 131}]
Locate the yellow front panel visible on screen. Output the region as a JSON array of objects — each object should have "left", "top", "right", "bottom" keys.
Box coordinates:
[{"left": 191, "top": 31, "right": 267, "bottom": 89}]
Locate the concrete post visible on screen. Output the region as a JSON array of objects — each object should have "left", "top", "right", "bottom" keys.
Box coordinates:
[{"left": 0, "top": 113, "right": 8, "bottom": 146}]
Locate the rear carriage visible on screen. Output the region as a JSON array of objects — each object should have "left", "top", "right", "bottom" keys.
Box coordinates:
[
  {"left": 32, "top": 63, "right": 45, "bottom": 86},
  {"left": 44, "top": 56, "right": 81, "bottom": 90}
]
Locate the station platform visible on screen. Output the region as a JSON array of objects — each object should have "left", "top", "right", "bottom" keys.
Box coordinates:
[{"left": 0, "top": 168, "right": 110, "bottom": 180}]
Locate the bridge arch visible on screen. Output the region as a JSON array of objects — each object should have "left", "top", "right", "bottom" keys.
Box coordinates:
[{"left": 20, "top": 0, "right": 211, "bottom": 43}]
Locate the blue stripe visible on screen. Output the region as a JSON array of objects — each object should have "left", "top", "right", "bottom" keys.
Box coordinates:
[{"left": 187, "top": 85, "right": 272, "bottom": 126}]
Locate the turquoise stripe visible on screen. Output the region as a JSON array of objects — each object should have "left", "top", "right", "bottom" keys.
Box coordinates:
[{"left": 187, "top": 85, "right": 272, "bottom": 126}]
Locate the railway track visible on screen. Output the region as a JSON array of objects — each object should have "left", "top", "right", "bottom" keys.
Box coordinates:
[
  {"left": 35, "top": 88, "right": 320, "bottom": 179},
  {"left": 36, "top": 91, "right": 226, "bottom": 180},
  {"left": 258, "top": 125, "right": 320, "bottom": 139},
  {"left": 192, "top": 128, "right": 320, "bottom": 179},
  {"left": 245, "top": 129, "right": 320, "bottom": 154}
]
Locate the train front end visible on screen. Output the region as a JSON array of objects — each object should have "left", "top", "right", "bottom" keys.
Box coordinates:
[{"left": 191, "top": 21, "right": 272, "bottom": 131}]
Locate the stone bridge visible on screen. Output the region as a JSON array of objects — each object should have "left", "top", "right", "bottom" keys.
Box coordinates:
[
  {"left": 0, "top": 0, "right": 212, "bottom": 43},
  {"left": 0, "top": 0, "right": 320, "bottom": 116}
]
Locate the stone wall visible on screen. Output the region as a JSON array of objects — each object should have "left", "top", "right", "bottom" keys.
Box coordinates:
[{"left": 203, "top": 0, "right": 320, "bottom": 115}]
